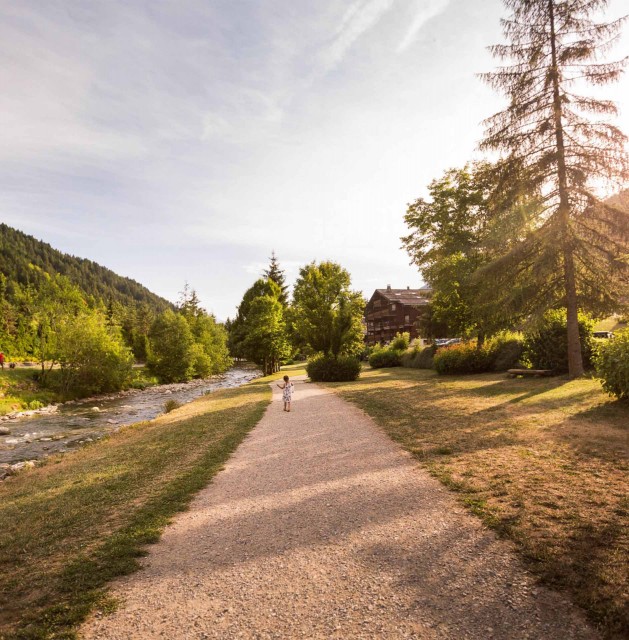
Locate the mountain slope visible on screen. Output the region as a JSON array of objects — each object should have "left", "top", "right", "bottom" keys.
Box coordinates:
[{"left": 0, "top": 223, "right": 172, "bottom": 311}]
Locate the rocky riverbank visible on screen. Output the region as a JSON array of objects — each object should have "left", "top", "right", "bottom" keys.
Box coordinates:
[{"left": 0, "top": 366, "right": 260, "bottom": 476}]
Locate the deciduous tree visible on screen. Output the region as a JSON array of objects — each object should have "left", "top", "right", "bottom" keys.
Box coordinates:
[
  {"left": 402, "top": 163, "right": 524, "bottom": 341},
  {"left": 57, "top": 312, "right": 134, "bottom": 396},
  {"left": 147, "top": 310, "right": 196, "bottom": 383},
  {"left": 292, "top": 262, "right": 365, "bottom": 357}
]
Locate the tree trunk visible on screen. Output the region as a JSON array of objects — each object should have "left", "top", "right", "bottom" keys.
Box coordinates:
[
  {"left": 563, "top": 246, "right": 584, "bottom": 376},
  {"left": 548, "top": 0, "right": 584, "bottom": 377},
  {"left": 477, "top": 332, "right": 485, "bottom": 349}
]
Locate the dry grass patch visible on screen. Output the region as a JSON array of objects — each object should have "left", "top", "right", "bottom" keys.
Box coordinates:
[
  {"left": 325, "top": 367, "right": 628, "bottom": 639},
  {"left": 0, "top": 375, "right": 284, "bottom": 640}
]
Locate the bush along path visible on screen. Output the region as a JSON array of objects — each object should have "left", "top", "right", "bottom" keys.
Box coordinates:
[{"left": 81, "top": 378, "right": 597, "bottom": 640}]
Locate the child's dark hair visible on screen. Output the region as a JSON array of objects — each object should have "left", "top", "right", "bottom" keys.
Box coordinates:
[{"left": 283, "top": 375, "right": 289, "bottom": 382}]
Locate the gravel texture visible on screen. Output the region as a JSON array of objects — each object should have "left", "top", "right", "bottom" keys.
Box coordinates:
[{"left": 81, "top": 379, "right": 598, "bottom": 639}]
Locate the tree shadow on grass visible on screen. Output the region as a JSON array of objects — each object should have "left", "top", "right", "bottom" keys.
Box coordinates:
[{"left": 329, "top": 373, "right": 627, "bottom": 638}]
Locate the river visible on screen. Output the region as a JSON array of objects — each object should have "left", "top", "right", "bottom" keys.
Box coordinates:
[{"left": 0, "top": 366, "right": 260, "bottom": 467}]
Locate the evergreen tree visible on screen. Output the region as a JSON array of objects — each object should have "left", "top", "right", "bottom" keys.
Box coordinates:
[
  {"left": 177, "top": 282, "right": 203, "bottom": 318},
  {"left": 262, "top": 251, "right": 289, "bottom": 305},
  {"left": 0, "top": 223, "right": 172, "bottom": 313},
  {"left": 480, "top": 0, "right": 629, "bottom": 377},
  {"left": 175, "top": 283, "right": 233, "bottom": 376},
  {"left": 229, "top": 278, "right": 289, "bottom": 374}
]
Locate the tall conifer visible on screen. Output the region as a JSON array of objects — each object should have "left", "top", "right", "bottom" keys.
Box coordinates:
[
  {"left": 263, "top": 251, "right": 289, "bottom": 305},
  {"left": 480, "top": 0, "right": 629, "bottom": 377}
]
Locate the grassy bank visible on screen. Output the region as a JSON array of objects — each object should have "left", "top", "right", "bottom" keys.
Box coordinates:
[
  {"left": 0, "top": 369, "right": 58, "bottom": 415},
  {"left": 0, "top": 368, "right": 300, "bottom": 639},
  {"left": 0, "top": 367, "right": 160, "bottom": 415},
  {"left": 325, "top": 367, "right": 628, "bottom": 639}
]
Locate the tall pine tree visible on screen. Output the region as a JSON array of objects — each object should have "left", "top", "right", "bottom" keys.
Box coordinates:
[
  {"left": 263, "top": 250, "right": 289, "bottom": 305},
  {"left": 480, "top": 0, "right": 629, "bottom": 377}
]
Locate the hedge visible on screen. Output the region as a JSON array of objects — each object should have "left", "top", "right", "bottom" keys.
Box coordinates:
[
  {"left": 369, "top": 348, "right": 403, "bottom": 368},
  {"left": 523, "top": 310, "right": 594, "bottom": 373},
  {"left": 594, "top": 330, "right": 629, "bottom": 400},
  {"left": 306, "top": 355, "right": 361, "bottom": 382},
  {"left": 433, "top": 342, "right": 494, "bottom": 375}
]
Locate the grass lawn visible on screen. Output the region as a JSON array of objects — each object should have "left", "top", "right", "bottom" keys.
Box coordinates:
[
  {"left": 0, "top": 369, "right": 59, "bottom": 415},
  {"left": 0, "top": 366, "right": 303, "bottom": 640},
  {"left": 324, "top": 367, "right": 628, "bottom": 640},
  {"left": 594, "top": 316, "right": 628, "bottom": 333}
]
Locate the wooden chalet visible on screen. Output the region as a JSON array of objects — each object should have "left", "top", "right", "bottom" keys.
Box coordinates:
[{"left": 364, "top": 285, "right": 432, "bottom": 345}]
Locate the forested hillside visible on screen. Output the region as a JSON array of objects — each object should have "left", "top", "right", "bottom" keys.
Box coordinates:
[
  {"left": 0, "top": 225, "right": 231, "bottom": 381},
  {"left": 0, "top": 223, "right": 172, "bottom": 311}
]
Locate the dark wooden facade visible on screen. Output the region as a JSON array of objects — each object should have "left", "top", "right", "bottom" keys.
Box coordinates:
[{"left": 364, "top": 286, "right": 431, "bottom": 346}]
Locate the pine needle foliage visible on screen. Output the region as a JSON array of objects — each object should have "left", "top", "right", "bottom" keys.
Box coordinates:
[
  {"left": 262, "top": 250, "right": 289, "bottom": 306},
  {"left": 479, "top": 0, "right": 629, "bottom": 377}
]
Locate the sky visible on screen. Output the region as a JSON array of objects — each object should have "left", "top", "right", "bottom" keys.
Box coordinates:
[{"left": 1, "top": 0, "right": 628, "bottom": 320}]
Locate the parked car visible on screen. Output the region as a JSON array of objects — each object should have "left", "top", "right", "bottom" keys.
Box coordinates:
[
  {"left": 593, "top": 331, "right": 614, "bottom": 339},
  {"left": 434, "top": 338, "right": 462, "bottom": 347}
]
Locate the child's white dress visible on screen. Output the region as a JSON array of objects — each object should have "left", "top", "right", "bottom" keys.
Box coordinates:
[{"left": 282, "top": 383, "right": 294, "bottom": 402}]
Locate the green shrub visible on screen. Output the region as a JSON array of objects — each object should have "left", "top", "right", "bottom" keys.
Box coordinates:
[
  {"left": 359, "top": 344, "right": 376, "bottom": 361},
  {"left": 148, "top": 310, "right": 196, "bottom": 383},
  {"left": 306, "top": 355, "right": 361, "bottom": 382},
  {"left": 433, "top": 342, "right": 493, "bottom": 375},
  {"left": 369, "top": 347, "right": 403, "bottom": 368},
  {"left": 401, "top": 344, "right": 436, "bottom": 369},
  {"left": 190, "top": 343, "right": 213, "bottom": 378},
  {"left": 163, "top": 399, "right": 182, "bottom": 413},
  {"left": 389, "top": 332, "right": 410, "bottom": 351},
  {"left": 594, "top": 330, "right": 629, "bottom": 400},
  {"left": 400, "top": 347, "right": 415, "bottom": 367},
  {"left": 57, "top": 313, "right": 134, "bottom": 396},
  {"left": 523, "top": 310, "right": 594, "bottom": 373},
  {"left": 486, "top": 333, "right": 525, "bottom": 371}
]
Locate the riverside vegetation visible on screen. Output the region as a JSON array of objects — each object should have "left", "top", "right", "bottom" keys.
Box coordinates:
[
  {"left": 0, "top": 269, "right": 231, "bottom": 405},
  {"left": 0, "top": 225, "right": 232, "bottom": 401},
  {"left": 325, "top": 367, "right": 628, "bottom": 639},
  {"left": 0, "top": 365, "right": 305, "bottom": 639}
]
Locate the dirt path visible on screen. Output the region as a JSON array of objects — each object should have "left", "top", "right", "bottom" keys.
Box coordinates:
[{"left": 82, "top": 380, "right": 597, "bottom": 639}]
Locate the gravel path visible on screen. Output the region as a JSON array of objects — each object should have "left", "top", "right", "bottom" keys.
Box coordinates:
[{"left": 81, "top": 379, "right": 598, "bottom": 639}]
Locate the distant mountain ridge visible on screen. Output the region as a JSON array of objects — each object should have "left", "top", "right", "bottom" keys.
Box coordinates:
[{"left": 0, "top": 223, "right": 172, "bottom": 312}]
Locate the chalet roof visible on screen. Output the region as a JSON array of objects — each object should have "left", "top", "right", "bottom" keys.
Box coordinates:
[{"left": 373, "top": 288, "right": 430, "bottom": 306}]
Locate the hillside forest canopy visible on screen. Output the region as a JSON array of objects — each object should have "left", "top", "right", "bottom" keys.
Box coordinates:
[{"left": 0, "top": 225, "right": 232, "bottom": 395}]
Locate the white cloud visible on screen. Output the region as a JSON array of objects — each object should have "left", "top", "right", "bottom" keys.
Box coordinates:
[
  {"left": 317, "top": 0, "right": 395, "bottom": 75},
  {"left": 396, "top": 0, "right": 450, "bottom": 52}
]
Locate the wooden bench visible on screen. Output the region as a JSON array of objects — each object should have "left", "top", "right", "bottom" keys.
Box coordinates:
[{"left": 507, "top": 369, "right": 553, "bottom": 378}]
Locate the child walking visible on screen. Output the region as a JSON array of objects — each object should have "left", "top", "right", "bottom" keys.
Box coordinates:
[{"left": 277, "top": 375, "right": 294, "bottom": 412}]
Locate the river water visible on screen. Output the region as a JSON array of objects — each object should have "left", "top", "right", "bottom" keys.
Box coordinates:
[{"left": 0, "top": 366, "right": 260, "bottom": 466}]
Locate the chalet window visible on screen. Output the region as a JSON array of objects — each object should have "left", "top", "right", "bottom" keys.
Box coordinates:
[
  {"left": 374, "top": 300, "right": 381, "bottom": 309},
  {"left": 391, "top": 303, "right": 396, "bottom": 311},
  {"left": 405, "top": 314, "right": 410, "bottom": 324}
]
